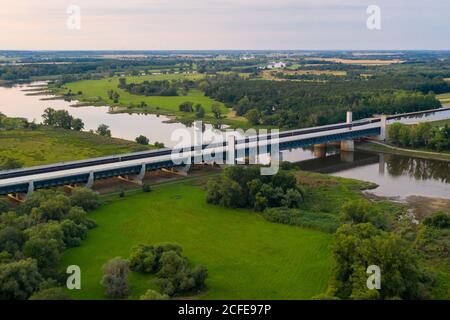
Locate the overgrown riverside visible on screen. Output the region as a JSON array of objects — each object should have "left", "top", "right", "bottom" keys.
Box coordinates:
[
  {"left": 206, "top": 167, "right": 450, "bottom": 299},
  {"left": 388, "top": 122, "right": 450, "bottom": 152},
  {"left": 0, "top": 113, "right": 150, "bottom": 169}
]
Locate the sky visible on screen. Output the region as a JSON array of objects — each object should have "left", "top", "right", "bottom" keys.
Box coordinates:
[{"left": 0, "top": 0, "right": 449, "bottom": 50}]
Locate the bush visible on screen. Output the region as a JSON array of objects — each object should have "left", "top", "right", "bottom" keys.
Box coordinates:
[
  {"left": 129, "top": 244, "right": 157, "bottom": 273},
  {"left": 0, "top": 258, "right": 42, "bottom": 300},
  {"left": 262, "top": 207, "right": 340, "bottom": 233},
  {"left": 139, "top": 289, "right": 169, "bottom": 300},
  {"left": 340, "top": 200, "right": 391, "bottom": 230},
  {"left": 135, "top": 135, "right": 150, "bottom": 145},
  {"left": 142, "top": 184, "right": 152, "bottom": 193},
  {"left": 101, "top": 257, "right": 130, "bottom": 299},
  {"left": 206, "top": 166, "right": 302, "bottom": 210},
  {"left": 128, "top": 243, "right": 207, "bottom": 297},
  {"left": 423, "top": 212, "right": 450, "bottom": 229},
  {"left": 0, "top": 199, "right": 10, "bottom": 214},
  {"left": 60, "top": 219, "right": 88, "bottom": 247},
  {"left": 29, "top": 287, "right": 71, "bottom": 300},
  {"left": 70, "top": 188, "right": 100, "bottom": 211}
]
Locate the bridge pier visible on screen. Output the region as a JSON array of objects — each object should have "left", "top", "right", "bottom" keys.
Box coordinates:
[
  {"left": 27, "top": 181, "right": 34, "bottom": 198},
  {"left": 340, "top": 151, "right": 354, "bottom": 163},
  {"left": 377, "top": 115, "right": 388, "bottom": 141},
  {"left": 340, "top": 111, "right": 354, "bottom": 152},
  {"left": 86, "top": 171, "right": 95, "bottom": 189},
  {"left": 226, "top": 135, "right": 236, "bottom": 165},
  {"left": 313, "top": 144, "right": 327, "bottom": 158}
]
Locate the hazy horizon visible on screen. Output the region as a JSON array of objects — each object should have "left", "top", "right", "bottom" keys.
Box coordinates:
[{"left": 1, "top": 0, "right": 449, "bottom": 51}]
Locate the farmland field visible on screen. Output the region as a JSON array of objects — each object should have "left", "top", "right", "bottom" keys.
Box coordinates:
[{"left": 61, "top": 180, "right": 333, "bottom": 300}]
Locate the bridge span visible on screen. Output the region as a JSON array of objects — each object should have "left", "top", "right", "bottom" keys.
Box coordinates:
[
  {"left": 0, "top": 114, "right": 383, "bottom": 197},
  {"left": 2, "top": 107, "right": 446, "bottom": 198}
]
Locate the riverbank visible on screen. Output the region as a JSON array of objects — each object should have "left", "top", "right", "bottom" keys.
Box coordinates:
[
  {"left": 44, "top": 74, "right": 252, "bottom": 128},
  {"left": 0, "top": 125, "right": 151, "bottom": 168},
  {"left": 357, "top": 141, "right": 450, "bottom": 162}
]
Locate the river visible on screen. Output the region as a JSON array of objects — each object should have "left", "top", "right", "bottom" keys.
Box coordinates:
[{"left": 0, "top": 82, "right": 449, "bottom": 200}]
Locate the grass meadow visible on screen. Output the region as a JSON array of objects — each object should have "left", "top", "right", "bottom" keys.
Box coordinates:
[
  {"left": 61, "top": 74, "right": 230, "bottom": 118},
  {"left": 61, "top": 180, "right": 334, "bottom": 300},
  {"left": 0, "top": 126, "right": 149, "bottom": 167}
]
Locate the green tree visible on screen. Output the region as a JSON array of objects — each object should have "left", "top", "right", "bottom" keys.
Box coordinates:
[
  {"left": 244, "top": 109, "right": 261, "bottom": 125},
  {"left": 0, "top": 226, "right": 26, "bottom": 255},
  {"left": 195, "top": 104, "right": 205, "bottom": 118},
  {"left": 135, "top": 135, "right": 150, "bottom": 145},
  {"left": 71, "top": 118, "right": 84, "bottom": 131},
  {"left": 329, "top": 223, "right": 426, "bottom": 300},
  {"left": 0, "top": 258, "right": 42, "bottom": 300},
  {"left": 42, "top": 108, "right": 57, "bottom": 126},
  {"left": 101, "top": 257, "right": 130, "bottom": 299},
  {"left": 179, "top": 101, "right": 194, "bottom": 112},
  {"left": 23, "top": 238, "right": 61, "bottom": 277},
  {"left": 31, "top": 194, "right": 72, "bottom": 222},
  {"left": 60, "top": 219, "right": 88, "bottom": 247},
  {"left": 96, "top": 124, "right": 112, "bottom": 137},
  {"left": 129, "top": 244, "right": 157, "bottom": 273},
  {"left": 0, "top": 198, "right": 10, "bottom": 214},
  {"left": 70, "top": 187, "right": 100, "bottom": 212},
  {"left": 211, "top": 103, "right": 223, "bottom": 120}
]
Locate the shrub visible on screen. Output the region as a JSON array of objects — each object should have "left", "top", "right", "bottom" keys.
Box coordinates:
[
  {"left": 139, "top": 289, "right": 169, "bottom": 300},
  {"left": 142, "top": 184, "right": 152, "bottom": 193},
  {"left": 70, "top": 188, "right": 100, "bottom": 211},
  {"left": 423, "top": 212, "right": 450, "bottom": 229},
  {"left": 0, "top": 259, "right": 42, "bottom": 300},
  {"left": 135, "top": 135, "right": 150, "bottom": 145},
  {"left": 101, "top": 257, "right": 130, "bottom": 299},
  {"left": 129, "top": 244, "right": 157, "bottom": 273},
  {"left": 29, "top": 288, "right": 71, "bottom": 300}
]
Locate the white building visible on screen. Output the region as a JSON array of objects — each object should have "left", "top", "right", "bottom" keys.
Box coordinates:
[{"left": 266, "top": 61, "right": 287, "bottom": 69}]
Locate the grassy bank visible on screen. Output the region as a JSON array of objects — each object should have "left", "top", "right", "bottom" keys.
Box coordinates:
[
  {"left": 0, "top": 126, "right": 150, "bottom": 167},
  {"left": 61, "top": 179, "right": 334, "bottom": 300},
  {"left": 49, "top": 74, "right": 243, "bottom": 125}
]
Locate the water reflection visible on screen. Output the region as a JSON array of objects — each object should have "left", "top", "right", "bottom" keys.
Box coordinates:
[
  {"left": 385, "top": 155, "right": 450, "bottom": 184},
  {"left": 299, "top": 150, "right": 450, "bottom": 199}
]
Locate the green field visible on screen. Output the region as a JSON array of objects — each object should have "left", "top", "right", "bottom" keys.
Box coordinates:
[
  {"left": 0, "top": 126, "right": 149, "bottom": 167},
  {"left": 58, "top": 74, "right": 230, "bottom": 119},
  {"left": 61, "top": 181, "right": 333, "bottom": 300}
]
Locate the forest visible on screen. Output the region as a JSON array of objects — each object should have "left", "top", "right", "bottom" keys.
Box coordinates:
[{"left": 203, "top": 74, "right": 445, "bottom": 128}]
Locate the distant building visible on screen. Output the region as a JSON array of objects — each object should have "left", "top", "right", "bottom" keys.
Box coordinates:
[{"left": 266, "top": 61, "right": 286, "bottom": 69}]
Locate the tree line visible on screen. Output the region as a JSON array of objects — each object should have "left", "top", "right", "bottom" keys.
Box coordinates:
[
  {"left": 389, "top": 122, "right": 450, "bottom": 152},
  {"left": 202, "top": 74, "right": 443, "bottom": 128},
  {"left": 0, "top": 188, "right": 100, "bottom": 300}
]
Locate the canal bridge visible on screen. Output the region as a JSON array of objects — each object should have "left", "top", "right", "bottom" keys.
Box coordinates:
[{"left": 0, "top": 108, "right": 447, "bottom": 198}]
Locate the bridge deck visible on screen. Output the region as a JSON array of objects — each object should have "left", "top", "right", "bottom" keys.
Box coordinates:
[{"left": 0, "top": 122, "right": 381, "bottom": 194}]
